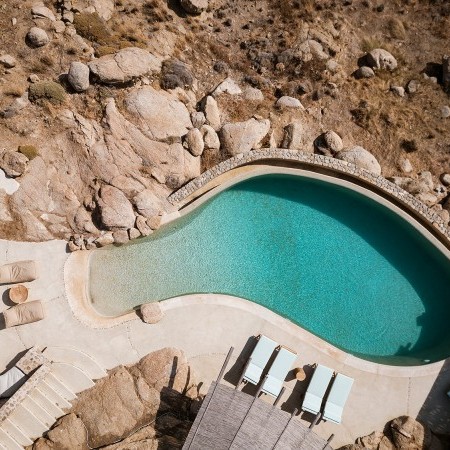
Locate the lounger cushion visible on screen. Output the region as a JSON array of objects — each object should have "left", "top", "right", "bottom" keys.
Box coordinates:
[
  {"left": 323, "top": 373, "right": 354, "bottom": 424},
  {"left": 302, "top": 392, "right": 323, "bottom": 414},
  {"left": 0, "top": 366, "right": 26, "bottom": 398},
  {"left": 0, "top": 260, "right": 37, "bottom": 284},
  {"left": 322, "top": 403, "right": 342, "bottom": 424},
  {"left": 3, "top": 300, "right": 45, "bottom": 328},
  {"left": 243, "top": 363, "right": 263, "bottom": 385},
  {"left": 261, "top": 375, "right": 282, "bottom": 397},
  {"left": 301, "top": 364, "right": 334, "bottom": 414}
]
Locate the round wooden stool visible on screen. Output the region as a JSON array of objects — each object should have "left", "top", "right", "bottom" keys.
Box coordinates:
[{"left": 9, "top": 285, "right": 29, "bottom": 304}]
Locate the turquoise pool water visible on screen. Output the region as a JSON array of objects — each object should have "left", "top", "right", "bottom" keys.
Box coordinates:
[{"left": 89, "top": 174, "right": 450, "bottom": 365}]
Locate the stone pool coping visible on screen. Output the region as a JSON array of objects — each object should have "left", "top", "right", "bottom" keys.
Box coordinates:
[{"left": 169, "top": 149, "right": 450, "bottom": 249}]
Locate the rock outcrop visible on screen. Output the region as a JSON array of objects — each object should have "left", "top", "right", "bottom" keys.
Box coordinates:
[
  {"left": 68, "top": 62, "right": 90, "bottom": 92},
  {"left": 88, "top": 48, "right": 162, "bottom": 84},
  {"left": 97, "top": 185, "right": 136, "bottom": 230},
  {"left": 365, "top": 48, "right": 397, "bottom": 71},
  {"left": 336, "top": 146, "right": 382, "bottom": 175},
  {"left": 32, "top": 348, "right": 199, "bottom": 449},
  {"left": 220, "top": 118, "right": 270, "bottom": 156}
]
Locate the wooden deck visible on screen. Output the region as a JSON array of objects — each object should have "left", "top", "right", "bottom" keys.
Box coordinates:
[{"left": 183, "top": 382, "right": 333, "bottom": 450}]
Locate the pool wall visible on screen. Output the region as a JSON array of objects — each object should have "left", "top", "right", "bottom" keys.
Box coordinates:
[{"left": 64, "top": 153, "right": 450, "bottom": 377}]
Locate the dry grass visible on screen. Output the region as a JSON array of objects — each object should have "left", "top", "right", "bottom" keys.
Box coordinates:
[
  {"left": 361, "top": 37, "right": 384, "bottom": 53},
  {"left": 388, "top": 18, "right": 406, "bottom": 40},
  {"left": 3, "top": 84, "right": 25, "bottom": 97},
  {"left": 73, "top": 12, "right": 115, "bottom": 45},
  {"left": 18, "top": 145, "right": 39, "bottom": 160},
  {"left": 29, "top": 81, "right": 66, "bottom": 105}
]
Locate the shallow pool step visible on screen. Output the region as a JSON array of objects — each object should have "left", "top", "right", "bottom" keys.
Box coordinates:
[
  {"left": 44, "top": 347, "right": 107, "bottom": 380},
  {"left": 8, "top": 403, "right": 47, "bottom": 440},
  {"left": 29, "top": 388, "right": 65, "bottom": 419},
  {"left": 21, "top": 397, "right": 56, "bottom": 428},
  {"left": 1, "top": 418, "right": 33, "bottom": 446},
  {"left": 43, "top": 373, "right": 76, "bottom": 401},
  {"left": 37, "top": 380, "right": 72, "bottom": 409},
  {"left": 0, "top": 428, "right": 23, "bottom": 450},
  {"left": 50, "top": 363, "right": 95, "bottom": 394}
]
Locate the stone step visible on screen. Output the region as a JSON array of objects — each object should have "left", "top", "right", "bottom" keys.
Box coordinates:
[
  {"left": 8, "top": 403, "right": 47, "bottom": 440},
  {"left": 36, "top": 381, "right": 72, "bottom": 410},
  {"left": 44, "top": 347, "right": 107, "bottom": 380},
  {"left": 21, "top": 397, "right": 55, "bottom": 428},
  {"left": 50, "top": 363, "right": 94, "bottom": 394},
  {"left": 43, "top": 373, "right": 76, "bottom": 401},
  {"left": 1, "top": 418, "right": 33, "bottom": 447},
  {"left": 0, "top": 428, "right": 23, "bottom": 450},
  {"left": 29, "top": 388, "right": 65, "bottom": 419}
]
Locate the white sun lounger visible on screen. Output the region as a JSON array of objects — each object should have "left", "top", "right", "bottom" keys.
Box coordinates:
[
  {"left": 322, "top": 373, "right": 354, "bottom": 424},
  {"left": 0, "top": 366, "right": 26, "bottom": 398},
  {"left": 242, "top": 335, "right": 278, "bottom": 385},
  {"left": 261, "top": 346, "right": 297, "bottom": 397},
  {"left": 301, "top": 364, "right": 334, "bottom": 415}
]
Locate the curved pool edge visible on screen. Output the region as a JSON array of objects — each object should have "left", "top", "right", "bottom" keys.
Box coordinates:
[
  {"left": 169, "top": 149, "right": 450, "bottom": 252},
  {"left": 65, "top": 244, "right": 446, "bottom": 378}
]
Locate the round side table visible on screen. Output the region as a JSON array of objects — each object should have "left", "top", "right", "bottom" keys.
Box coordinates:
[
  {"left": 294, "top": 367, "right": 306, "bottom": 381},
  {"left": 9, "top": 285, "right": 29, "bottom": 304}
]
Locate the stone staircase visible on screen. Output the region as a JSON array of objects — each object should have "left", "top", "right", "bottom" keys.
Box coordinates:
[{"left": 0, "top": 347, "right": 107, "bottom": 449}]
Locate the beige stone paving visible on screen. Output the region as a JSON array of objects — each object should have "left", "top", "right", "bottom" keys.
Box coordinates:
[{"left": 0, "top": 238, "right": 447, "bottom": 448}]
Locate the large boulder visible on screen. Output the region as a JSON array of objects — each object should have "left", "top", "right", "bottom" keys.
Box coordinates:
[
  {"left": 88, "top": 47, "right": 161, "bottom": 84},
  {"left": 97, "top": 185, "right": 135, "bottom": 230},
  {"left": 203, "top": 95, "right": 221, "bottom": 131},
  {"left": 220, "top": 118, "right": 270, "bottom": 156},
  {"left": 68, "top": 61, "right": 90, "bottom": 92},
  {"left": 180, "top": 0, "right": 208, "bottom": 14},
  {"left": 125, "top": 87, "right": 192, "bottom": 141},
  {"left": 0, "top": 151, "right": 28, "bottom": 177},
  {"left": 31, "top": 4, "right": 56, "bottom": 21},
  {"left": 335, "top": 146, "right": 382, "bottom": 175},
  {"left": 133, "top": 189, "right": 162, "bottom": 219},
  {"left": 26, "top": 27, "right": 49, "bottom": 47},
  {"left": 314, "top": 130, "right": 343, "bottom": 155},
  {"left": 365, "top": 48, "right": 397, "bottom": 71}
]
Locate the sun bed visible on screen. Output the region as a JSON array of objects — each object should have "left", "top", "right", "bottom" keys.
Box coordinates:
[
  {"left": 261, "top": 346, "right": 297, "bottom": 397},
  {"left": 3, "top": 300, "right": 45, "bottom": 328},
  {"left": 301, "top": 364, "right": 334, "bottom": 415},
  {"left": 322, "top": 373, "right": 354, "bottom": 424},
  {"left": 241, "top": 334, "right": 278, "bottom": 385},
  {"left": 0, "top": 260, "right": 37, "bottom": 284},
  {"left": 0, "top": 366, "right": 26, "bottom": 398}
]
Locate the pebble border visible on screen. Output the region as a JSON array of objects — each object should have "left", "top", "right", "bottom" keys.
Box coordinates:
[{"left": 168, "top": 149, "right": 450, "bottom": 244}]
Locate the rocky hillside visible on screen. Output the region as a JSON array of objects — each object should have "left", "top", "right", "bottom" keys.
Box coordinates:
[
  {"left": 0, "top": 0, "right": 449, "bottom": 246},
  {"left": 30, "top": 348, "right": 200, "bottom": 449}
]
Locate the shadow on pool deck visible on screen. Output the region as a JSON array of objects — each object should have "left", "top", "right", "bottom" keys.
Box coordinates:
[{"left": 417, "top": 359, "right": 450, "bottom": 434}]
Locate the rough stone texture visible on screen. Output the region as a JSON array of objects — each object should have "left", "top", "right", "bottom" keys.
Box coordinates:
[
  {"left": 95, "top": 232, "right": 114, "bottom": 247},
  {"left": 125, "top": 87, "right": 192, "bottom": 140},
  {"left": 354, "top": 66, "right": 375, "bottom": 79},
  {"left": 314, "top": 130, "right": 343, "bottom": 156},
  {"left": 0, "top": 151, "right": 28, "bottom": 177},
  {"left": 33, "top": 413, "right": 87, "bottom": 449},
  {"left": 399, "top": 158, "right": 413, "bottom": 174},
  {"left": 32, "top": 348, "right": 197, "bottom": 449},
  {"left": 243, "top": 86, "right": 264, "bottom": 101},
  {"left": 31, "top": 4, "right": 56, "bottom": 21},
  {"left": 88, "top": 48, "right": 162, "bottom": 84},
  {"left": 140, "top": 302, "right": 164, "bottom": 323},
  {"left": 220, "top": 118, "right": 270, "bottom": 156},
  {"left": 113, "top": 229, "right": 129, "bottom": 244},
  {"left": 203, "top": 96, "right": 221, "bottom": 131},
  {"left": 133, "top": 189, "right": 162, "bottom": 219},
  {"left": 180, "top": 0, "right": 208, "bottom": 15},
  {"left": 0, "top": 54, "right": 17, "bottom": 68},
  {"left": 276, "top": 96, "right": 304, "bottom": 109},
  {"left": 191, "top": 111, "right": 206, "bottom": 129},
  {"left": 336, "top": 146, "right": 382, "bottom": 175},
  {"left": 366, "top": 48, "right": 398, "bottom": 71},
  {"left": 135, "top": 215, "right": 152, "bottom": 236},
  {"left": 201, "top": 125, "right": 220, "bottom": 150},
  {"left": 282, "top": 122, "right": 303, "bottom": 150},
  {"left": 26, "top": 27, "right": 49, "bottom": 47},
  {"left": 391, "top": 85, "right": 405, "bottom": 97},
  {"left": 97, "top": 185, "right": 135, "bottom": 230},
  {"left": 440, "top": 173, "right": 450, "bottom": 186},
  {"left": 68, "top": 61, "right": 90, "bottom": 92},
  {"left": 212, "top": 77, "right": 242, "bottom": 97},
  {"left": 185, "top": 128, "right": 204, "bottom": 156}
]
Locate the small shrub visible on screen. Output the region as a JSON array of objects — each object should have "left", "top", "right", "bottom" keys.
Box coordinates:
[
  {"left": 401, "top": 139, "right": 418, "bottom": 153},
  {"left": 95, "top": 45, "right": 116, "bottom": 57},
  {"left": 29, "top": 81, "right": 66, "bottom": 104},
  {"left": 361, "top": 37, "right": 383, "bottom": 53},
  {"left": 3, "top": 84, "right": 25, "bottom": 97},
  {"left": 18, "top": 145, "right": 39, "bottom": 160},
  {"left": 73, "top": 12, "right": 114, "bottom": 45},
  {"left": 388, "top": 18, "right": 406, "bottom": 40},
  {"left": 39, "top": 55, "right": 55, "bottom": 67}
]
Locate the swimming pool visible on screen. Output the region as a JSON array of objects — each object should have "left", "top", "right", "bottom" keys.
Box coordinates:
[{"left": 89, "top": 173, "right": 450, "bottom": 365}]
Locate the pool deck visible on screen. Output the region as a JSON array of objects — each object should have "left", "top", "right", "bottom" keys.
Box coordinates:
[{"left": 0, "top": 238, "right": 449, "bottom": 448}]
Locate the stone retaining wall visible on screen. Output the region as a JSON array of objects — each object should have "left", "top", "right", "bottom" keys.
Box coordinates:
[{"left": 168, "top": 149, "right": 450, "bottom": 245}]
